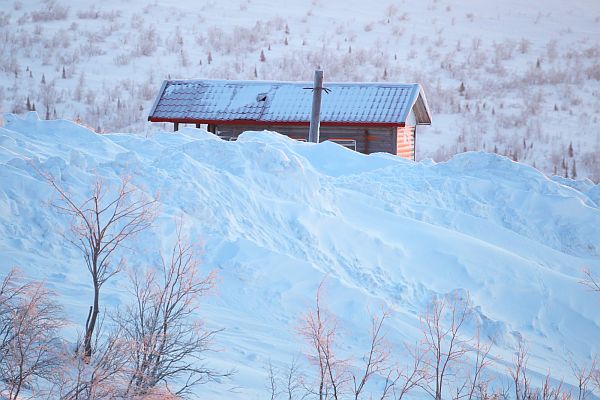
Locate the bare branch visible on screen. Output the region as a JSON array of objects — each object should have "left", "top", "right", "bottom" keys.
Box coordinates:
[{"left": 42, "top": 172, "right": 158, "bottom": 358}]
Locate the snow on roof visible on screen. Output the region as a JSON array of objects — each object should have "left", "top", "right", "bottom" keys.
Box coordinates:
[{"left": 148, "top": 79, "right": 432, "bottom": 125}]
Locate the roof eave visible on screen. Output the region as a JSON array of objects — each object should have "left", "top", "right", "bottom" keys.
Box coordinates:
[
  {"left": 147, "top": 117, "right": 404, "bottom": 128},
  {"left": 147, "top": 80, "right": 169, "bottom": 120}
]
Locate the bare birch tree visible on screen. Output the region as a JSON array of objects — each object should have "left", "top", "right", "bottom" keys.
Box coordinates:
[
  {"left": 56, "top": 319, "right": 131, "bottom": 400},
  {"left": 44, "top": 174, "right": 158, "bottom": 358},
  {"left": 295, "top": 282, "right": 428, "bottom": 400},
  {"left": 420, "top": 294, "right": 472, "bottom": 400},
  {"left": 509, "top": 340, "right": 534, "bottom": 400},
  {"left": 0, "top": 268, "right": 65, "bottom": 400},
  {"left": 114, "top": 224, "right": 229, "bottom": 398},
  {"left": 298, "top": 281, "right": 349, "bottom": 400}
]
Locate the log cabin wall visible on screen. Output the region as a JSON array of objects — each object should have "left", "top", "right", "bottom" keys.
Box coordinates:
[
  {"left": 396, "top": 126, "right": 416, "bottom": 160},
  {"left": 213, "top": 124, "right": 398, "bottom": 155}
]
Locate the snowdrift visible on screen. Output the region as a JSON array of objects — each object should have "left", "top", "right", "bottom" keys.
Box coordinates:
[{"left": 1, "top": 113, "right": 599, "bottom": 398}]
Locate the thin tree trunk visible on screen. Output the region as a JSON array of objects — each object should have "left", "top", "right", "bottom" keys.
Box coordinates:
[{"left": 84, "top": 280, "right": 100, "bottom": 359}]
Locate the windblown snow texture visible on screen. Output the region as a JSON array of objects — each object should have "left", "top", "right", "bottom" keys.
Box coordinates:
[{"left": 0, "top": 113, "right": 598, "bottom": 398}]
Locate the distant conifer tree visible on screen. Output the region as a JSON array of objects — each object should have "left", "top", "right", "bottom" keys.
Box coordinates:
[
  {"left": 259, "top": 49, "right": 266, "bottom": 62},
  {"left": 207, "top": 51, "right": 213, "bottom": 65},
  {"left": 62, "top": 66, "right": 66, "bottom": 79},
  {"left": 459, "top": 82, "right": 465, "bottom": 96},
  {"left": 568, "top": 141, "right": 574, "bottom": 157},
  {"left": 41, "top": 73, "right": 46, "bottom": 84}
]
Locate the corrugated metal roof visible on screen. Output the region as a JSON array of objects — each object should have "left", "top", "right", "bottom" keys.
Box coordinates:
[{"left": 148, "top": 79, "right": 431, "bottom": 125}]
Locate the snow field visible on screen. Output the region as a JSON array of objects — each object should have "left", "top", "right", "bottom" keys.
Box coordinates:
[{"left": 0, "top": 113, "right": 599, "bottom": 398}]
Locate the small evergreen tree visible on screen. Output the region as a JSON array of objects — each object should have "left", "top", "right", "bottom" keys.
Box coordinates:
[
  {"left": 207, "top": 51, "right": 212, "bottom": 65},
  {"left": 571, "top": 160, "right": 577, "bottom": 179},
  {"left": 459, "top": 82, "right": 465, "bottom": 96},
  {"left": 259, "top": 49, "right": 266, "bottom": 62},
  {"left": 568, "top": 141, "right": 574, "bottom": 158},
  {"left": 26, "top": 96, "right": 31, "bottom": 111},
  {"left": 62, "top": 66, "right": 66, "bottom": 79},
  {"left": 41, "top": 73, "right": 46, "bottom": 84}
]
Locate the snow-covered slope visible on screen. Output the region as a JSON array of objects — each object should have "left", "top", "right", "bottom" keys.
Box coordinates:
[{"left": 1, "top": 113, "right": 599, "bottom": 398}]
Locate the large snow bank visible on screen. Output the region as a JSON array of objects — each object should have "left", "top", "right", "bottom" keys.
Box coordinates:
[{"left": 1, "top": 113, "right": 599, "bottom": 398}]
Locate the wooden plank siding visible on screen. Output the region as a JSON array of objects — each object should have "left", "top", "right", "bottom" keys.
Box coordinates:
[
  {"left": 396, "top": 126, "right": 416, "bottom": 160},
  {"left": 214, "top": 124, "right": 400, "bottom": 155}
]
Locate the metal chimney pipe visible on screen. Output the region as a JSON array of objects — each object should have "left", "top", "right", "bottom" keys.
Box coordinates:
[{"left": 308, "top": 70, "right": 324, "bottom": 143}]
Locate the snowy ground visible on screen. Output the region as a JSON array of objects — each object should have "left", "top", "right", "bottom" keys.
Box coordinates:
[
  {"left": 0, "top": 0, "right": 598, "bottom": 180},
  {"left": 1, "top": 113, "right": 599, "bottom": 398}
]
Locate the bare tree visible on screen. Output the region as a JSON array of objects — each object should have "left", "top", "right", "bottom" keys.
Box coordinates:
[
  {"left": 420, "top": 294, "right": 472, "bottom": 400},
  {"left": 580, "top": 268, "right": 600, "bottom": 293},
  {"left": 298, "top": 280, "right": 348, "bottom": 400},
  {"left": 295, "top": 282, "right": 427, "bottom": 400},
  {"left": 509, "top": 340, "right": 535, "bottom": 400},
  {"left": 56, "top": 318, "right": 131, "bottom": 400},
  {"left": 0, "top": 268, "right": 65, "bottom": 400},
  {"left": 115, "top": 224, "right": 229, "bottom": 398},
  {"left": 592, "top": 368, "right": 600, "bottom": 397},
  {"left": 351, "top": 311, "right": 391, "bottom": 399},
  {"left": 267, "top": 357, "right": 306, "bottom": 400},
  {"left": 571, "top": 359, "right": 595, "bottom": 400},
  {"left": 465, "top": 328, "right": 494, "bottom": 400},
  {"left": 45, "top": 174, "right": 158, "bottom": 358},
  {"left": 385, "top": 343, "right": 429, "bottom": 400}
]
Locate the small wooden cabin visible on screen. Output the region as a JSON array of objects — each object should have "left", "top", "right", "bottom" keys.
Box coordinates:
[{"left": 147, "top": 79, "right": 432, "bottom": 160}]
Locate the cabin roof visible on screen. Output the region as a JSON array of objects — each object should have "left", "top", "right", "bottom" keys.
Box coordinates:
[{"left": 148, "top": 79, "right": 432, "bottom": 126}]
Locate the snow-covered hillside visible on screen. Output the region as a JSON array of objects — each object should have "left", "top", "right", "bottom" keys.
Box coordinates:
[
  {"left": 0, "top": 0, "right": 599, "bottom": 181},
  {"left": 1, "top": 113, "right": 599, "bottom": 398}
]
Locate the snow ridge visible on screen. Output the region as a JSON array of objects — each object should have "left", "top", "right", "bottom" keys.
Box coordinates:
[{"left": 0, "top": 113, "right": 599, "bottom": 398}]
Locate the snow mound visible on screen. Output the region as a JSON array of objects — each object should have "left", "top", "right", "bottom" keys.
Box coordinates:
[{"left": 1, "top": 114, "right": 599, "bottom": 398}]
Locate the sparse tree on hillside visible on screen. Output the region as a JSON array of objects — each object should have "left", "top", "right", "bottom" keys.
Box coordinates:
[
  {"left": 57, "top": 319, "right": 131, "bottom": 400},
  {"left": 297, "top": 281, "right": 347, "bottom": 399},
  {"left": 260, "top": 49, "right": 267, "bottom": 62},
  {"left": 44, "top": 174, "right": 158, "bottom": 359},
  {"left": 115, "top": 224, "right": 229, "bottom": 398},
  {"left": 420, "top": 294, "right": 471, "bottom": 400},
  {"left": 0, "top": 268, "right": 65, "bottom": 400},
  {"left": 568, "top": 141, "right": 574, "bottom": 158},
  {"left": 295, "top": 281, "right": 426, "bottom": 400}
]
